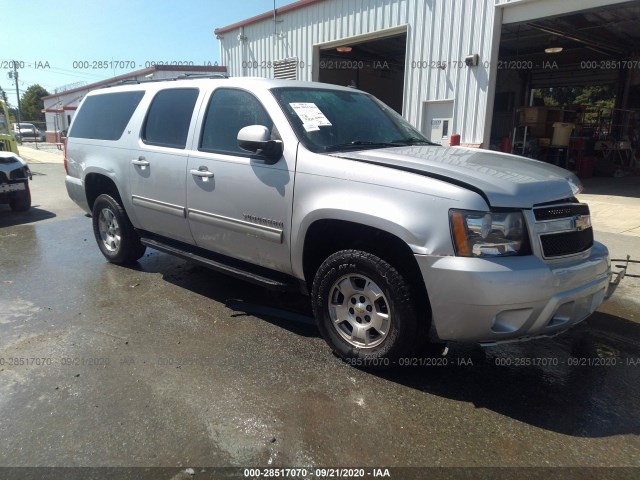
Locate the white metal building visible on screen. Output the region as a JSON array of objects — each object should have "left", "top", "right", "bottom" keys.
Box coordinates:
[{"left": 215, "top": 0, "right": 640, "bottom": 150}]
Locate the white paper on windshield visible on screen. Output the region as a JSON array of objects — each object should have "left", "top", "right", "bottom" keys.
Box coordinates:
[{"left": 289, "top": 103, "right": 332, "bottom": 132}]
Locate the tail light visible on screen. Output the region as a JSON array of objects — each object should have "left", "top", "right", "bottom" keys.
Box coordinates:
[{"left": 63, "top": 138, "right": 68, "bottom": 174}]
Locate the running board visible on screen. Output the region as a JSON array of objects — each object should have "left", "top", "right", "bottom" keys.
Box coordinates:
[{"left": 140, "top": 236, "right": 299, "bottom": 292}]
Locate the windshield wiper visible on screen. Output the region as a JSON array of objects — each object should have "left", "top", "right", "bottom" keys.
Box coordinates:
[
  {"left": 324, "top": 140, "right": 404, "bottom": 152},
  {"left": 390, "top": 138, "right": 438, "bottom": 146}
]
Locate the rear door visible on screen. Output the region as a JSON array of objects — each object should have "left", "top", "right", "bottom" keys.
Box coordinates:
[
  {"left": 186, "top": 87, "right": 296, "bottom": 273},
  {"left": 129, "top": 88, "right": 201, "bottom": 244}
]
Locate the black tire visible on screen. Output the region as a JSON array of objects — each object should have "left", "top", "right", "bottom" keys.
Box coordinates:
[
  {"left": 9, "top": 183, "right": 31, "bottom": 212},
  {"left": 92, "top": 194, "right": 146, "bottom": 264},
  {"left": 311, "top": 249, "right": 419, "bottom": 367}
]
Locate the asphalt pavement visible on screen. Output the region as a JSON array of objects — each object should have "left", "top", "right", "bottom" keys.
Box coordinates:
[{"left": 0, "top": 154, "right": 639, "bottom": 478}]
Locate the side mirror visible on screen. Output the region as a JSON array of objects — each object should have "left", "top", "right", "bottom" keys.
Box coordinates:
[{"left": 237, "top": 125, "right": 283, "bottom": 164}]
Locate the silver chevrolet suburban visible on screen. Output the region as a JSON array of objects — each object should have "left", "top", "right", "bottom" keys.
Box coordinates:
[{"left": 65, "top": 76, "right": 612, "bottom": 365}]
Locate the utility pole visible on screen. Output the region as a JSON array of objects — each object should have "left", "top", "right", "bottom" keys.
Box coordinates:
[{"left": 8, "top": 61, "right": 21, "bottom": 143}]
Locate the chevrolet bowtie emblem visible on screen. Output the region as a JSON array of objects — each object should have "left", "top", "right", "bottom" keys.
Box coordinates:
[{"left": 574, "top": 215, "right": 591, "bottom": 231}]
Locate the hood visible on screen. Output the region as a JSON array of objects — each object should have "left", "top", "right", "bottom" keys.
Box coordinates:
[
  {"left": 330, "top": 146, "right": 582, "bottom": 208},
  {"left": 0, "top": 152, "right": 28, "bottom": 174}
]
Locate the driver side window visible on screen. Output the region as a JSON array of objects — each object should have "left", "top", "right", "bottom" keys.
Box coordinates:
[{"left": 199, "top": 88, "right": 274, "bottom": 155}]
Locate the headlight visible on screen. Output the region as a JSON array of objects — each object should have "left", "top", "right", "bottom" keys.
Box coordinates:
[
  {"left": 9, "top": 166, "right": 29, "bottom": 180},
  {"left": 449, "top": 209, "right": 529, "bottom": 257}
]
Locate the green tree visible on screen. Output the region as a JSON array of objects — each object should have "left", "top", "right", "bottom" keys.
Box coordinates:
[
  {"left": 534, "top": 85, "right": 615, "bottom": 109},
  {"left": 20, "top": 84, "right": 50, "bottom": 122},
  {"left": 574, "top": 85, "right": 616, "bottom": 110}
]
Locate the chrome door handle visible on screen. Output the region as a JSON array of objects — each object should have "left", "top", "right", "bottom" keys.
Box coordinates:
[
  {"left": 190, "top": 168, "right": 214, "bottom": 178},
  {"left": 132, "top": 157, "right": 150, "bottom": 167}
]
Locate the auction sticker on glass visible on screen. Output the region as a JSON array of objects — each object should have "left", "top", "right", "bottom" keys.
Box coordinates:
[{"left": 289, "top": 102, "right": 332, "bottom": 131}]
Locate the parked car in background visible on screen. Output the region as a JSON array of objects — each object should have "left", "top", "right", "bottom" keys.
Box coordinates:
[
  {"left": 12, "top": 122, "right": 43, "bottom": 142},
  {"left": 0, "top": 151, "right": 31, "bottom": 211}
]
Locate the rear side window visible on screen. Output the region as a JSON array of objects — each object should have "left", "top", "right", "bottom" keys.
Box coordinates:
[
  {"left": 199, "top": 88, "right": 273, "bottom": 155},
  {"left": 69, "top": 91, "right": 144, "bottom": 140},
  {"left": 142, "top": 88, "right": 199, "bottom": 149}
]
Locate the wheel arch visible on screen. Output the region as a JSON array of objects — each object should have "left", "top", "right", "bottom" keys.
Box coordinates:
[
  {"left": 84, "top": 172, "right": 123, "bottom": 212},
  {"left": 300, "top": 218, "right": 432, "bottom": 334}
]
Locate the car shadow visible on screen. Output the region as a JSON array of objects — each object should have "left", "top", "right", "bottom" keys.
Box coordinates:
[
  {"left": 374, "top": 311, "right": 640, "bottom": 438},
  {"left": 128, "top": 249, "right": 640, "bottom": 438},
  {"left": 131, "top": 250, "right": 318, "bottom": 338},
  {"left": 0, "top": 206, "right": 57, "bottom": 227}
]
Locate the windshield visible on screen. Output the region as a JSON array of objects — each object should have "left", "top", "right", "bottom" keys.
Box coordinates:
[{"left": 270, "top": 87, "right": 436, "bottom": 153}]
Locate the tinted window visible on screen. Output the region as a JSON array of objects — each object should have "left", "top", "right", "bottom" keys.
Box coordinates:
[
  {"left": 142, "top": 88, "right": 199, "bottom": 149},
  {"left": 200, "top": 89, "right": 273, "bottom": 155},
  {"left": 69, "top": 91, "right": 144, "bottom": 140}
]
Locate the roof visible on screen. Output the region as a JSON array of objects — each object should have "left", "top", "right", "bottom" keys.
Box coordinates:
[
  {"left": 42, "top": 65, "right": 228, "bottom": 99},
  {"left": 215, "top": 0, "right": 323, "bottom": 35}
]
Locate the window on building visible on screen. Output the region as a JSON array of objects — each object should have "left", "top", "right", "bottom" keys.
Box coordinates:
[
  {"left": 69, "top": 91, "right": 144, "bottom": 140},
  {"left": 199, "top": 89, "right": 274, "bottom": 155},
  {"left": 142, "top": 88, "right": 199, "bottom": 149}
]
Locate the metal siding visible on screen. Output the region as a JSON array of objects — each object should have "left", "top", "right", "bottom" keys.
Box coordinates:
[{"left": 218, "top": 0, "right": 497, "bottom": 146}]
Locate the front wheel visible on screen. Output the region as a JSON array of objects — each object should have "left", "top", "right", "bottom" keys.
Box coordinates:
[
  {"left": 311, "top": 250, "right": 419, "bottom": 366},
  {"left": 92, "top": 194, "right": 146, "bottom": 264},
  {"left": 9, "top": 183, "right": 31, "bottom": 212}
]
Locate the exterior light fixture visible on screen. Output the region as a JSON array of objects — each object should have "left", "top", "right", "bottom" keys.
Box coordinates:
[
  {"left": 336, "top": 46, "right": 352, "bottom": 53},
  {"left": 544, "top": 47, "right": 563, "bottom": 54}
]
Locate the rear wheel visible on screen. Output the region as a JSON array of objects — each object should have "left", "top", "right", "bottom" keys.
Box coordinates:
[
  {"left": 312, "top": 250, "right": 419, "bottom": 367},
  {"left": 9, "top": 183, "right": 31, "bottom": 212},
  {"left": 92, "top": 194, "right": 146, "bottom": 264}
]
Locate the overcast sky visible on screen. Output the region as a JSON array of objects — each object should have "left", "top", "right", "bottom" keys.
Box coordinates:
[{"left": 3, "top": 0, "right": 289, "bottom": 106}]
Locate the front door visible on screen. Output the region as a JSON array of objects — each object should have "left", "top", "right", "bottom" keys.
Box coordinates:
[{"left": 186, "top": 88, "right": 295, "bottom": 273}]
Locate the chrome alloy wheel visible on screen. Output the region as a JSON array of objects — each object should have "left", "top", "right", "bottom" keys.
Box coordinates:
[
  {"left": 328, "top": 274, "right": 391, "bottom": 348},
  {"left": 98, "top": 208, "right": 121, "bottom": 253}
]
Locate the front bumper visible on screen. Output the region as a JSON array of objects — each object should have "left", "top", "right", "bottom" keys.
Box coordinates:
[
  {"left": 0, "top": 182, "right": 26, "bottom": 194},
  {"left": 416, "top": 242, "right": 610, "bottom": 344}
]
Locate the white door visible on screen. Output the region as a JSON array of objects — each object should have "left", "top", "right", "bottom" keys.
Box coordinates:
[{"left": 421, "top": 100, "right": 454, "bottom": 145}]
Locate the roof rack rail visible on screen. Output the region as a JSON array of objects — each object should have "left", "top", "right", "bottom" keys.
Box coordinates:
[
  {"left": 101, "top": 77, "right": 166, "bottom": 88},
  {"left": 100, "top": 72, "right": 230, "bottom": 89},
  {"left": 176, "top": 73, "right": 229, "bottom": 79}
]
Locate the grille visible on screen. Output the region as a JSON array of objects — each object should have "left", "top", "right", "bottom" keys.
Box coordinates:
[
  {"left": 534, "top": 204, "right": 590, "bottom": 221},
  {"left": 540, "top": 228, "right": 594, "bottom": 258}
]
